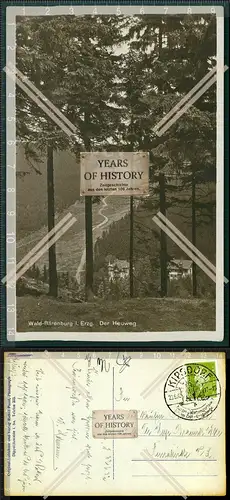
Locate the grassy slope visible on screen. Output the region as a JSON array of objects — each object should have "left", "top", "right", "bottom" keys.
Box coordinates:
[{"left": 17, "top": 296, "right": 215, "bottom": 332}]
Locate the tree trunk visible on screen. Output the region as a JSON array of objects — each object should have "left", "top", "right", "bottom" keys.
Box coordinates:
[
  {"left": 159, "top": 173, "right": 168, "bottom": 297},
  {"left": 129, "top": 195, "right": 134, "bottom": 298},
  {"left": 83, "top": 113, "right": 94, "bottom": 301},
  {"left": 192, "top": 170, "right": 197, "bottom": 296},
  {"left": 85, "top": 196, "right": 93, "bottom": 300},
  {"left": 47, "top": 145, "right": 58, "bottom": 297}
]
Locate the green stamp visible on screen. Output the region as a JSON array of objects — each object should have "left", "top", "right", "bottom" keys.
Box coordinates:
[
  {"left": 186, "top": 361, "right": 217, "bottom": 401},
  {"left": 164, "top": 362, "right": 221, "bottom": 421}
]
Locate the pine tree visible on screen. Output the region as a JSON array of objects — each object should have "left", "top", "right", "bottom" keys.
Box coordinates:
[
  {"left": 120, "top": 14, "right": 216, "bottom": 296},
  {"left": 17, "top": 15, "right": 124, "bottom": 300}
]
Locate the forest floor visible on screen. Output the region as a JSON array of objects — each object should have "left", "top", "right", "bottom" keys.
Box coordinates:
[{"left": 17, "top": 296, "right": 215, "bottom": 332}]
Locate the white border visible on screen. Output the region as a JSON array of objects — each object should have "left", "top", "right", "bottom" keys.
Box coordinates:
[{"left": 5, "top": 4, "right": 225, "bottom": 342}]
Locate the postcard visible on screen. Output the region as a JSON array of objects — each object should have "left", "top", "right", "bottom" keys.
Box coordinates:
[
  {"left": 4, "top": 351, "right": 226, "bottom": 496},
  {"left": 3, "top": 4, "right": 226, "bottom": 342}
]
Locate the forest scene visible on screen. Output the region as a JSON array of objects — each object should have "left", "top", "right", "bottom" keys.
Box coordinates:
[{"left": 15, "top": 13, "right": 217, "bottom": 332}]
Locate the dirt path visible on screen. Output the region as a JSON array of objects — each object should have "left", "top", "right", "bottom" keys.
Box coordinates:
[
  {"left": 75, "top": 195, "right": 110, "bottom": 283},
  {"left": 17, "top": 196, "right": 130, "bottom": 276}
]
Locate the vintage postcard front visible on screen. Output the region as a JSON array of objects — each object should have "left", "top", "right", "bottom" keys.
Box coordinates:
[
  {"left": 4, "top": 351, "right": 226, "bottom": 496},
  {"left": 3, "top": 4, "right": 226, "bottom": 342}
]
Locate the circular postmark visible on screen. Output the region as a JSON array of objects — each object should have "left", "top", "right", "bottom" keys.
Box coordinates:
[{"left": 164, "top": 363, "right": 221, "bottom": 421}]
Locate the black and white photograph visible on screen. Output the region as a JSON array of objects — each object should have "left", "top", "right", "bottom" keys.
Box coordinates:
[{"left": 4, "top": 4, "right": 225, "bottom": 341}]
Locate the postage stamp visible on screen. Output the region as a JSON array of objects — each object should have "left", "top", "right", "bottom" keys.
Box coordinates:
[
  {"left": 92, "top": 410, "right": 138, "bottom": 439},
  {"left": 164, "top": 362, "right": 221, "bottom": 421}
]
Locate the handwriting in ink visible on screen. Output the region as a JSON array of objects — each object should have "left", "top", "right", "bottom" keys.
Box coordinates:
[
  {"left": 116, "top": 353, "right": 131, "bottom": 373},
  {"left": 97, "top": 358, "right": 110, "bottom": 373},
  {"left": 115, "top": 387, "right": 130, "bottom": 402}
]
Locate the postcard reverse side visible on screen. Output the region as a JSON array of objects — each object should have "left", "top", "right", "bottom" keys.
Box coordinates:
[{"left": 4, "top": 351, "right": 225, "bottom": 496}]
